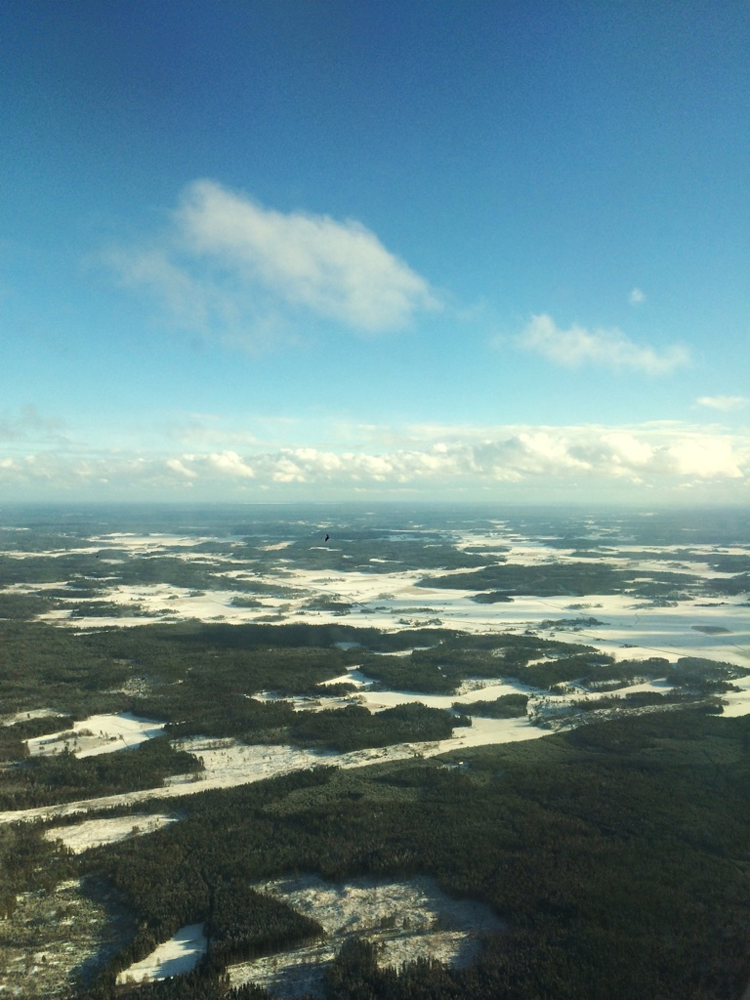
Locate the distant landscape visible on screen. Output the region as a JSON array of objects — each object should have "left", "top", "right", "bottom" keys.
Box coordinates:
[{"left": 1, "top": 502, "right": 749, "bottom": 999}]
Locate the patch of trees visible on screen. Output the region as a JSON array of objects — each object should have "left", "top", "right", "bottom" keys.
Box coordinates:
[
  {"left": 357, "top": 635, "right": 594, "bottom": 696},
  {"left": 0, "top": 715, "right": 75, "bottom": 761},
  {"left": 537, "top": 616, "right": 605, "bottom": 630},
  {"left": 155, "top": 620, "right": 455, "bottom": 656},
  {"left": 202, "top": 882, "right": 323, "bottom": 970},
  {"left": 324, "top": 938, "right": 471, "bottom": 1000},
  {"left": 426, "top": 561, "right": 720, "bottom": 602},
  {"left": 0, "top": 621, "right": 133, "bottom": 717},
  {"left": 424, "top": 561, "right": 634, "bottom": 596},
  {"left": 577, "top": 657, "right": 670, "bottom": 691},
  {"left": 709, "top": 554, "right": 750, "bottom": 573},
  {"left": 105, "top": 972, "right": 270, "bottom": 999},
  {"left": 511, "top": 653, "right": 613, "bottom": 690},
  {"left": 515, "top": 654, "right": 743, "bottom": 696},
  {"left": 356, "top": 653, "right": 456, "bottom": 694},
  {"left": 221, "top": 576, "right": 307, "bottom": 599},
  {"left": 256, "top": 537, "right": 489, "bottom": 575},
  {"left": 0, "top": 737, "right": 202, "bottom": 811},
  {"left": 625, "top": 581, "right": 693, "bottom": 601},
  {"left": 471, "top": 591, "right": 514, "bottom": 603},
  {"left": 454, "top": 694, "right": 528, "bottom": 718},
  {"left": 167, "top": 697, "right": 297, "bottom": 742},
  {"left": 228, "top": 596, "right": 265, "bottom": 609},
  {"left": 570, "top": 690, "right": 719, "bottom": 713},
  {"left": 291, "top": 702, "right": 458, "bottom": 752},
  {"left": 0, "top": 591, "right": 56, "bottom": 620},
  {"left": 67, "top": 600, "right": 164, "bottom": 619},
  {"left": 302, "top": 597, "right": 355, "bottom": 614},
  {"left": 706, "top": 572, "right": 750, "bottom": 596},
  {"left": 669, "top": 656, "right": 750, "bottom": 682},
  {"left": 0, "top": 822, "right": 73, "bottom": 920}
]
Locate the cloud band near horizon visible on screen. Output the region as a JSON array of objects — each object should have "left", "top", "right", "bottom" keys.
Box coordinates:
[{"left": 1, "top": 423, "right": 746, "bottom": 499}]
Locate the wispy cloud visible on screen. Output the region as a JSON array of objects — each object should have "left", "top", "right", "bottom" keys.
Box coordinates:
[
  {"left": 0, "top": 405, "right": 67, "bottom": 445},
  {"left": 628, "top": 287, "right": 646, "bottom": 305},
  {"left": 514, "top": 314, "right": 690, "bottom": 374},
  {"left": 106, "top": 180, "right": 438, "bottom": 348},
  {"left": 696, "top": 395, "right": 748, "bottom": 412}
]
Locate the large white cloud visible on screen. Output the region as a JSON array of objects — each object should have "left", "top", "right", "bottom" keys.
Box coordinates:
[
  {"left": 178, "top": 180, "right": 439, "bottom": 330},
  {"left": 108, "top": 180, "right": 437, "bottom": 345},
  {"left": 515, "top": 314, "right": 690, "bottom": 374}
]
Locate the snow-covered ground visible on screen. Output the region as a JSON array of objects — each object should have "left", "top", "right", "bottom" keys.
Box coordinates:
[
  {"left": 1, "top": 707, "right": 60, "bottom": 727},
  {"left": 44, "top": 813, "right": 177, "bottom": 853},
  {"left": 26, "top": 712, "right": 165, "bottom": 758},
  {"left": 229, "top": 874, "right": 504, "bottom": 996},
  {"left": 116, "top": 923, "right": 207, "bottom": 985}
]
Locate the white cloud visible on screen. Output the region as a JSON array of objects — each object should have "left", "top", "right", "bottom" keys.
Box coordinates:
[
  {"left": 209, "top": 451, "right": 255, "bottom": 478},
  {"left": 663, "top": 437, "right": 743, "bottom": 478},
  {"left": 514, "top": 314, "right": 689, "bottom": 374},
  {"left": 108, "top": 180, "right": 438, "bottom": 346},
  {"left": 166, "top": 458, "right": 198, "bottom": 479},
  {"left": 1, "top": 422, "right": 747, "bottom": 500},
  {"left": 629, "top": 287, "right": 646, "bottom": 305},
  {"left": 179, "top": 180, "right": 439, "bottom": 330},
  {"left": 696, "top": 395, "right": 748, "bottom": 412}
]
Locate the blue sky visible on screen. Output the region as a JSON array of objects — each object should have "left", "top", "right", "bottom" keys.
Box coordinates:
[{"left": 2, "top": 0, "right": 748, "bottom": 504}]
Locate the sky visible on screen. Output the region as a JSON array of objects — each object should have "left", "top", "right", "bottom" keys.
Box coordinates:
[{"left": 1, "top": 0, "right": 748, "bottom": 505}]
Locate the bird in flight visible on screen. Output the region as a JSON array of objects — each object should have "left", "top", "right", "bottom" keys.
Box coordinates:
[{"left": 324, "top": 533, "right": 330, "bottom": 542}]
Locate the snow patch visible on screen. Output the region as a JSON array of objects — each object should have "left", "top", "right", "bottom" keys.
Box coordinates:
[
  {"left": 45, "top": 813, "right": 177, "bottom": 853},
  {"left": 229, "top": 874, "right": 503, "bottom": 997},
  {"left": 116, "top": 923, "right": 207, "bottom": 984},
  {"left": 26, "top": 712, "right": 165, "bottom": 758}
]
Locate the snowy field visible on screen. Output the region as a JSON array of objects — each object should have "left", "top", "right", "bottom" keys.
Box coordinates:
[
  {"left": 116, "top": 923, "right": 208, "bottom": 985},
  {"left": 44, "top": 813, "right": 177, "bottom": 853},
  {"left": 229, "top": 874, "right": 504, "bottom": 997},
  {"left": 26, "top": 712, "right": 165, "bottom": 758}
]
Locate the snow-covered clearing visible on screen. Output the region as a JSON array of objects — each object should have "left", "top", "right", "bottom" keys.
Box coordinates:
[
  {"left": 1, "top": 707, "right": 59, "bottom": 726},
  {"left": 112, "top": 874, "right": 503, "bottom": 995},
  {"left": 45, "top": 813, "right": 177, "bottom": 853},
  {"left": 26, "top": 712, "right": 165, "bottom": 758},
  {"left": 116, "top": 923, "right": 207, "bottom": 985},
  {"left": 91, "top": 532, "right": 206, "bottom": 552},
  {"left": 229, "top": 874, "right": 504, "bottom": 997}
]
